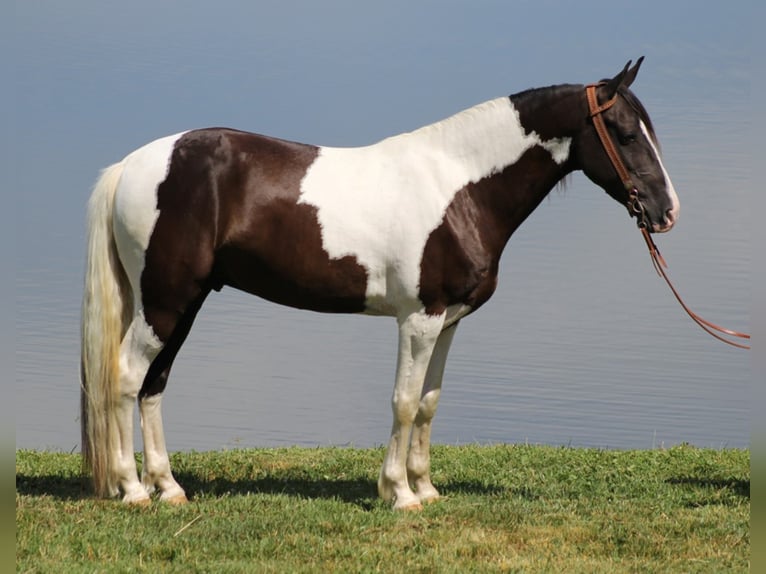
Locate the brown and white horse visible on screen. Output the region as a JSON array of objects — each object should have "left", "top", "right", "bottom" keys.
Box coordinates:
[{"left": 81, "top": 58, "right": 678, "bottom": 509}]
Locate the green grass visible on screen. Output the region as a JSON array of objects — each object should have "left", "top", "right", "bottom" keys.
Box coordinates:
[{"left": 16, "top": 445, "right": 749, "bottom": 573}]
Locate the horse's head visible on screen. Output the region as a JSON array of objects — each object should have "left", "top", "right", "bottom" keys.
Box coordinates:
[{"left": 575, "top": 58, "right": 680, "bottom": 233}]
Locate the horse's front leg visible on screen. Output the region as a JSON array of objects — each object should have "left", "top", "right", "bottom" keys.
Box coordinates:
[
  {"left": 378, "top": 310, "right": 445, "bottom": 511},
  {"left": 406, "top": 322, "right": 458, "bottom": 504}
]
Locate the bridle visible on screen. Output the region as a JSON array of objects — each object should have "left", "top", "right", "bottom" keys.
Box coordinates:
[
  {"left": 585, "top": 84, "right": 647, "bottom": 227},
  {"left": 585, "top": 84, "right": 750, "bottom": 349}
]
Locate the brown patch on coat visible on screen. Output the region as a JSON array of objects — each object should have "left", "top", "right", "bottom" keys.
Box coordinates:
[
  {"left": 141, "top": 128, "right": 369, "bottom": 343},
  {"left": 419, "top": 146, "right": 573, "bottom": 316}
]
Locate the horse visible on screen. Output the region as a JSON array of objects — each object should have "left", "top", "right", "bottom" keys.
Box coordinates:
[{"left": 81, "top": 57, "right": 679, "bottom": 510}]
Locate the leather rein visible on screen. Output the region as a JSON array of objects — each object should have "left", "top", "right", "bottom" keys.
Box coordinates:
[{"left": 585, "top": 84, "right": 750, "bottom": 350}]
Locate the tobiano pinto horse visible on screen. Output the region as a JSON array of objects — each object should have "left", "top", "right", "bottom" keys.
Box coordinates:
[{"left": 81, "top": 58, "right": 679, "bottom": 510}]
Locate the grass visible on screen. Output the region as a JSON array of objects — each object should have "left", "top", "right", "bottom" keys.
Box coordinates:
[{"left": 16, "top": 444, "right": 749, "bottom": 573}]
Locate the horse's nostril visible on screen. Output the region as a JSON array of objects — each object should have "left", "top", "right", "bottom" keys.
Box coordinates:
[{"left": 664, "top": 208, "right": 676, "bottom": 225}]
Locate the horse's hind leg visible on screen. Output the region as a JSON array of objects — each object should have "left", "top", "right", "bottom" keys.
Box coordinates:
[
  {"left": 407, "top": 322, "right": 458, "bottom": 504},
  {"left": 138, "top": 370, "right": 185, "bottom": 504},
  {"left": 138, "top": 291, "right": 208, "bottom": 504},
  {"left": 113, "top": 312, "right": 164, "bottom": 505},
  {"left": 138, "top": 391, "right": 186, "bottom": 504}
]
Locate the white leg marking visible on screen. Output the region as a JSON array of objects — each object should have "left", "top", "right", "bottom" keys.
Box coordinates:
[
  {"left": 140, "top": 393, "right": 187, "bottom": 503},
  {"left": 114, "top": 312, "right": 163, "bottom": 504},
  {"left": 110, "top": 133, "right": 186, "bottom": 504},
  {"left": 407, "top": 322, "right": 458, "bottom": 504},
  {"left": 378, "top": 311, "right": 445, "bottom": 510}
]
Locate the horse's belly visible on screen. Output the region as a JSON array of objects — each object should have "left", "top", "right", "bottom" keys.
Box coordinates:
[{"left": 215, "top": 246, "right": 371, "bottom": 314}]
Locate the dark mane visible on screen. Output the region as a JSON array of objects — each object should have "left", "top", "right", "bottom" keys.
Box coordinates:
[
  {"left": 509, "top": 84, "right": 578, "bottom": 105},
  {"left": 511, "top": 83, "right": 658, "bottom": 147}
]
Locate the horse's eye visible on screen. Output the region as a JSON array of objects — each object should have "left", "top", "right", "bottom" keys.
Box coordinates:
[{"left": 619, "top": 132, "right": 638, "bottom": 145}]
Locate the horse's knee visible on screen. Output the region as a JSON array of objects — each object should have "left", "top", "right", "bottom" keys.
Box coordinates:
[
  {"left": 417, "top": 389, "right": 441, "bottom": 421},
  {"left": 391, "top": 390, "right": 421, "bottom": 423}
]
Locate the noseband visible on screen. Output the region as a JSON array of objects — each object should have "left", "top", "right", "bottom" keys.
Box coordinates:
[{"left": 585, "top": 84, "right": 750, "bottom": 349}]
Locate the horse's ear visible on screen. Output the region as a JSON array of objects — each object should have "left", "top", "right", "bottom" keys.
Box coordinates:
[{"left": 604, "top": 56, "right": 644, "bottom": 98}]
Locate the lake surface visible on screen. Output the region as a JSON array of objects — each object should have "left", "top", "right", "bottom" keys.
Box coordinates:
[{"left": 14, "top": 4, "right": 750, "bottom": 453}]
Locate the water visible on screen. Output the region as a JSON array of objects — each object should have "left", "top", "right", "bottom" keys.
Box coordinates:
[{"left": 14, "top": 3, "right": 750, "bottom": 453}]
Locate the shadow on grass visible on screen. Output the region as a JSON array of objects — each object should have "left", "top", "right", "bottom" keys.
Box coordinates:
[
  {"left": 666, "top": 476, "right": 750, "bottom": 499},
  {"left": 16, "top": 473, "right": 91, "bottom": 501},
  {"left": 16, "top": 471, "right": 506, "bottom": 509},
  {"left": 177, "top": 472, "right": 379, "bottom": 507},
  {"left": 175, "top": 472, "right": 508, "bottom": 509}
]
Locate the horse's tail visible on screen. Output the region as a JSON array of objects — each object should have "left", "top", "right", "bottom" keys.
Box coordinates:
[{"left": 80, "top": 161, "right": 131, "bottom": 498}]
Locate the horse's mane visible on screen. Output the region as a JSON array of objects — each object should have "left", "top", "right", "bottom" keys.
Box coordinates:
[
  {"left": 511, "top": 83, "right": 658, "bottom": 147},
  {"left": 509, "top": 84, "right": 577, "bottom": 106}
]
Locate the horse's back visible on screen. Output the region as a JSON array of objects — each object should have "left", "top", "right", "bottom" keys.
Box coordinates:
[
  {"left": 112, "top": 129, "right": 374, "bottom": 313},
  {"left": 110, "top": 125, "right": 489, "bottom": 318}
]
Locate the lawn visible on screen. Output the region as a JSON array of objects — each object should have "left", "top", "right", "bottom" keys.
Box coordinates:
[{"left": 16, "top": 444, "right": 749, "bottom": 572}]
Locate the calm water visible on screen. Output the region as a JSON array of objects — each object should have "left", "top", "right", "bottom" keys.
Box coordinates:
[{"left": 14, "top": 4, "right": 750, "bottom": 453}]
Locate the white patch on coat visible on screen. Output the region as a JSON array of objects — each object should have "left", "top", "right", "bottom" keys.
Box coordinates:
[
  {"left": 119, "top": 309, "right": 164, "bottom": 393},
  {"left": 298, "top": 97, "right": 571, "bottom": 313},
  {"left": 541, "top": 137, "right": 572, "bottom": 165},
  {"left": 640, "top": 121, "right": 680, "bottom": 224},
  {"left": 112, "top": 132, "right": 187, "bottom": 305}
]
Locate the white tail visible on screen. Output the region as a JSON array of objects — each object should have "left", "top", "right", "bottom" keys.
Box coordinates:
[{"left": 80, "top": 162, "right": 132, "bottom": 497}]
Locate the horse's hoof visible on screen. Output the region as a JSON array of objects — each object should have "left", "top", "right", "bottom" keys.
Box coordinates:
[
  {"left": 125, "top": 497, "right": 151, "bottom": 508},
  {"left": 395, "top": 501, "right": 424, "bottom": 512},
  {"left": 421, "top": 495, "right": 441, "bottom": 505},
  {"left": 163, "top": 493, "right": 189, "bottom": 506}
]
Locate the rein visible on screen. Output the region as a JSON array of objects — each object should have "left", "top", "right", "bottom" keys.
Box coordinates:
[{"left": 585, "top": 84, "right": 750, "bottom": 350}]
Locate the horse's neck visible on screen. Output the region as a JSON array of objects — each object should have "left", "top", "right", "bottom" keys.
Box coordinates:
[
  {"left": 400, "top": 88, "right": 579, "bottom": 247},
  {"left": 507, "top": 83, "right": 583, "bottom": 134},
  {"left": 390, "top": 87, "right": 579, "bottom": 179},
  {"left": 390, "top": 98, "right": 529, "bottom": 172}
]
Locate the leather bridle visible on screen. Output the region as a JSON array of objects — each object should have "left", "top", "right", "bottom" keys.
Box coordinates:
[{"left": 586, "top": 84, "right": 750, "bottom": 349}]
